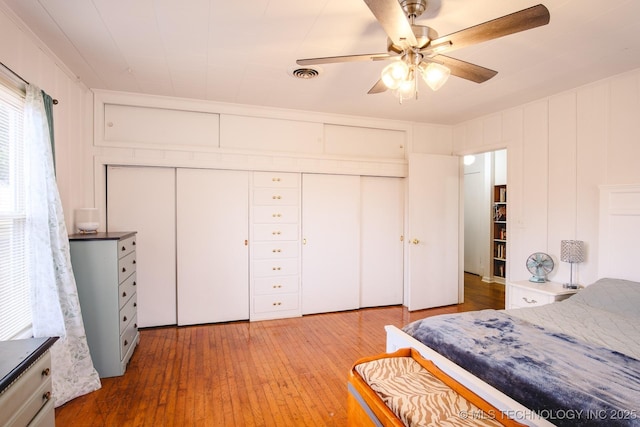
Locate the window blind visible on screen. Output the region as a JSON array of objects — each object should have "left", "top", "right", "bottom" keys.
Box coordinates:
[{"left": 0, "top": 82, "right": 29, "bottom": 340}]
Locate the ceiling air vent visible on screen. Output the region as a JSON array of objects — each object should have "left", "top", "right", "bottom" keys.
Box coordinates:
[{"left": 290, "top": 67, "right": 321, "bottom": 79}]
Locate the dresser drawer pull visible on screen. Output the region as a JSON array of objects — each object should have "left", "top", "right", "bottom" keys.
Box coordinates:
[
  {"left": 134, "top": 302, "right": 137, "bottom": 308},
  {"left": 42, "top": 368, "right": 50, "bottom": 377},
  {"left": 122, "top": 267, "right": 126, "bottom": 273},
  {"left": 43, "top": 391, "right": 52, "bottom": 402},
  {"left": 272, "top": 177, "right": 281, "bottom": 182},
  {"left": 272, "top": 195, "right": 282, "bottom": 200},
  {"left": 124, "top": 340, "right": 128, "bottom": 347},
  {"left": 122, "top": 291, "right": 127, "bottom": 298},
  {"left": 272, "top": 302, "right": 282, "bottom": 306},
  {"left": 272, "top": 213, "right": 282, "bottom": 218},
  {"left": 272, "top": 267, "right": 281, "bottom": 271},
  {"left": 123, "top": 315, "right": 128, "bottom": 322},
  {"left": 133, "top": 259, "right": 136, "bottom": 264},
  {"left": 272, "top": 231, "right": 281, "bottom": 235},
  {"left": 273, "top": 284, "right": 282, "bottom": 289},
  {"left": 522, "top": 297, "right": 538, "bottom": 304},
  {"left": 133, "top": 281, "right": 137, "bottom": 286},
  {"left": 133, "top": 241, "right": 136, "bottom": 246},
  {"left": 272, "top": 249, "right": 282, "bottom": 253}
]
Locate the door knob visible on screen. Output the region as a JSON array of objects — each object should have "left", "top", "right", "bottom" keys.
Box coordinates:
[{"left": 411, "top": 238, "right": 420, "bottom": 245}]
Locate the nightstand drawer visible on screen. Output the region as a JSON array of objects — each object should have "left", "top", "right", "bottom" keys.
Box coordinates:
[
  {"left": 509, "top": 286, "right": 553, "bottom": 308},
  {"left": 119, "top": 272, "right": 137, "bottom": 308},
  {"left": 118, "top": 235, "right": 136, "bottom": 259}
]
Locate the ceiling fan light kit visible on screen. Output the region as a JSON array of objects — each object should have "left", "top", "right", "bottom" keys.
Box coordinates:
[{"left": 296, "top": 0, "right": 550, "bottom": 102}]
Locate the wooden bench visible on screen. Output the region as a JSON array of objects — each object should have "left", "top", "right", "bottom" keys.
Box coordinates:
[{"left": 347, "top": 348, "right": 524, "bottom": 426}]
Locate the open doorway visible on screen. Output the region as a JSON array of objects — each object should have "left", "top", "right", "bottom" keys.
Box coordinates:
[{"left": 463, "top": 149, "right": 507, "bottom": 284}]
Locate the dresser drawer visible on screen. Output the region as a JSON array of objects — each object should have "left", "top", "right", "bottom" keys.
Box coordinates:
[
  {"left": 119, "top": 272, "right": 137, "bottom": 308},
  {"left": 253, "top": 293, "right": 299, "bottom": 314},
  {"left": 0, "top": 353, "right": 52, "bottom": 427},
  {"left": 252, "top": 241, "right": 299, "bottom": 260},
  {"left": 253, "top": 223, "right": 298, "bottom": 241},
  {"left": 252, "top": 205, "right": 299, "bottom": 224},
  {"left": 253, "top": 188, "right": 299, "bottom": 206},
  {"left": 118, "top": 235, "right": 136, "bottom": 259},
  {"left": 121, "top": 315, "right": 138, "bottom": 361},
  {"left": 26, "top": 398, "right": 54, "bottom": 427},
  {"left": 253, "top": 172, "right": 299, "bottom": 188},
  {"left": 252, "top": 258, "right": 299, "bottom": 278},
  {"left": 118, "top": 251, "right": 137, "bottom": 283},
  {"left": 254, "top": 276, "right": 299, "bottom": 295},
  {"left": 119, "top": 293, "right": 137, "bottom": 334}
]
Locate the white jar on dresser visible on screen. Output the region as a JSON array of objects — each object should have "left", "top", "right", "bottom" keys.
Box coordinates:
[
  {"left": 250, "top": 172, "right": 302, "bottom": 321},
  {"left": 69, "top": 232, "right": 139, "bottom": 378},
  {"left": 0, "top": 337, "right": 58, "bottom": 427},
  {"left": 506, "top": 280, "right": 580, "bottom": 310}
]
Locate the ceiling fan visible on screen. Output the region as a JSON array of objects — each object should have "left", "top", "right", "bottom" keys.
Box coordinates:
[{"left": 296, "top": 0, "right": 550, "bottom": 99}]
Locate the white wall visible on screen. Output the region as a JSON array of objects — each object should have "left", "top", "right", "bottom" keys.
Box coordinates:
[{"left": 453, "top": 68, "right": 640, "bottom": 286}]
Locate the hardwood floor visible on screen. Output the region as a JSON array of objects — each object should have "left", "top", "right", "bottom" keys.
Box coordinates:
[{"left": 55, "top": 273, "right": 503, "bottom": 426}]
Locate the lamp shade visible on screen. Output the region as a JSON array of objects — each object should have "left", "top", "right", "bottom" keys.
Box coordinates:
[{"left": 560, "top": 240, "right": 585, "bottom": 263}]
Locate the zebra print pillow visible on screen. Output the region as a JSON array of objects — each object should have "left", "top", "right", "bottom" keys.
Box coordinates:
[{"left": 355, "top": 356, "right": 503, "bottom": 427}]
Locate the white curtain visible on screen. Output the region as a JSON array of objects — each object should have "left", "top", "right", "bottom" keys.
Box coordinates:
[{"left": 24, "top": 84, "right": 101, "bottom": 407}]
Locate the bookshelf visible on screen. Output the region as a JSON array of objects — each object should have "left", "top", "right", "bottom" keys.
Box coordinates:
[{"left": 493, "top": 184, "right": 507, "bottom": 283}]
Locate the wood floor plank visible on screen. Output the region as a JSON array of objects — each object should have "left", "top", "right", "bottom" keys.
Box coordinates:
[{"left": 56, "top": 273, "right": 502, "bottom": 426}]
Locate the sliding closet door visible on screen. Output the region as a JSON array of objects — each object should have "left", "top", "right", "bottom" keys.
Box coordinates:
[
  {"left": 176, "top": 168, "right": 249, "bottom": 325},
  {"left": 301, "top": 174, "right": 360, "bottom": 315},
  {"left": 360, "top": 176, "right": 404, "bottom": 307},
  {"left": 107, "top": 166, "right": 176, "bottom": 327}
]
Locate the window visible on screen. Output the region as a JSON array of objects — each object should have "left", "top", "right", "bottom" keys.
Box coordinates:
[{"left": 0, "top": 82, "right": 29, "bottom": 340}]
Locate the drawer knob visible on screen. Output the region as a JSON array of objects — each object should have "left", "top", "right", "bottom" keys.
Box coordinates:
[
  {"left": 522, "top": 297, "right": 538, "bottom": 304},
  {"left": 133, "top": 241, "right": 136, "bottom": 245},
  {"left": 123, "top": 316, "right": 128, "bottom": 322},
  {"left": 272, "top": 213, "right": 282, "bottom": 218},
  {"left": 134, "top": 302, "right": 137, "bottom": 308},
  {"left": 272, "top": 195, "right": 282, "bottom": 200},
  {"left": 41, "top": 368, "right": 50, "bottom": 377},
  {"left": 122, "top": 267, "right": 126, "bottom": 273},
  {"left": 272, "top": 302, "right": 282, "bottom": 306},
  {"left": 122, "top": 291, "right": 127, "bottom": 298},
  {"left": 133, "top": 281, "right": 137, "bottom": 286},
  {"left": 121, "top": 246, "right": 126, "bottom": 251},
  {"left": 43, "top": 391, "right": 51, "bottom": 402},
  {"left": 133, "top": 259, "right": 136, "bottom": 264},
  {"left": 273, "top": 284, "right": 282, "bottom": 289},
  {"left": 272, "top": 231, "right": 281, "bottom": 235},
  {"left": 124, "top": 340, "right": 128, "bottom": 346},
  {"left": 272, "top": 267, "right": 281, "bottom": 271},
  {"left": 272, "top": 249, "right": 282, "bottom": 253},
  {"left": 272, "top": 177, "right": 281, "bottom": 182}
]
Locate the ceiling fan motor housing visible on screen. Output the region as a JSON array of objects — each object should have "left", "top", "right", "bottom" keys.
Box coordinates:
[
  {"left": 399, "top": 0, "right": 429, "bottom": 19},
  {"left": 387, "top": 25, "right": 437, "bottom": 54}
]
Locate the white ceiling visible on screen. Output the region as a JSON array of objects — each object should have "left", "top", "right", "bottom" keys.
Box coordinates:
[{"left": 4, "top": 0, "right": 640, "bottom": 124}]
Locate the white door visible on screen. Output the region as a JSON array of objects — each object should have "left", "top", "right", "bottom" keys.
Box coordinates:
[
  {"left": 107, "top": 166, "right": 176, "bottom": 327},
  {"left": 406, "top": 154, "right": 460, "bottom": 310},
  {"left": 360, "top": 176, "right": 404, "bottom": 307},
  {"left": 176, "top": 169, "right": 249, "bottom": 325},
  {"left": 301, "top": 174, "right": 360, "bottom": 315}
]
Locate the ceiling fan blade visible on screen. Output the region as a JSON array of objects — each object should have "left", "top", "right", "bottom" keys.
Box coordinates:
[
  {"left": 296, "top": 52, "right": 395, "bottom": 66},
  {"left": 431, "top": 56, "right": 497, "bottom": 83},
  {"left": 428, "top": 4, "right": 550, "bottom": 54},
  {"left": 367, "top": 79, "right": 388, "bottom": 94},
  {"left": 362, "top": 0, "right": 418, "bottom": 48}
]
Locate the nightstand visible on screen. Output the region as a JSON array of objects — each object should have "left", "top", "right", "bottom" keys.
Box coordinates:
[{"left": 506, "top": 280, "right": 580, "bottom": 309}]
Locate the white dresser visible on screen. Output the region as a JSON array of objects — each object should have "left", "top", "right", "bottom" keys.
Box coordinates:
[
  {"left": 0, "top": 337, "right": 58, "bottom": 427},
  {"left": 506, "top": 280, "right": 579, "bottom": 309},
  {"left": 69, "top": 232, "right": 139, "bottom": 378},
  {"left": 250, "top": 172, "right": 302, "bottom": 321}
]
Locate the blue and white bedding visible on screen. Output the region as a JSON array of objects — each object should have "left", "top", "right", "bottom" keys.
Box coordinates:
[{"left": 402, "top": 278, "right": 640, "bottom": 426}]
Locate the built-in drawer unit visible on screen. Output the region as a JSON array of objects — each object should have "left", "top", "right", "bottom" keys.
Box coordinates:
[
  {"left": 69, "top": 231, "right": 139, "bottom": 378},
  {"left": 250, "top": 172, "right": 301, "bottom": 321}
]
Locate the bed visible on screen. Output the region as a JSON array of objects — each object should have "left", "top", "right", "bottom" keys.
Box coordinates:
[{"left": 384, "top": 185, "right": 640, "bottom": 426}]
